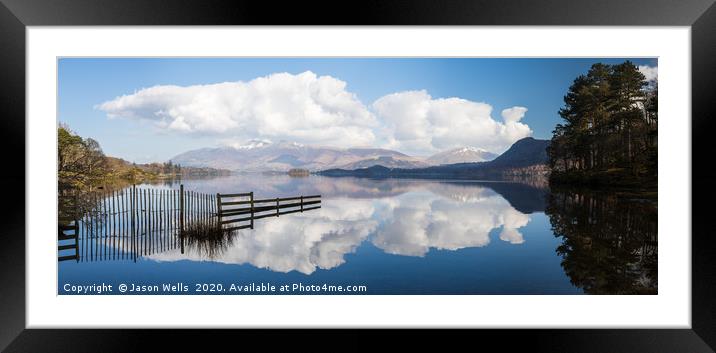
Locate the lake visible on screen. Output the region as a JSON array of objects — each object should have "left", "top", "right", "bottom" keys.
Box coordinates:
[{"left": 58, "top": 175, "right": 657, "bottom": 295}]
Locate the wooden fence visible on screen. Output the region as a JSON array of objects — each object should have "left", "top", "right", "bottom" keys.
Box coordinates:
[
  {"left": 58, "top": 185, "right": 321, "bottom": 262},
  {"left": 58, "top": 194, "right": 80, "bottom": 261},
  {"left": 58, "top": 185, "right": 205, "bottom": 262},
  {"left": 217, "top": 193, "right": 321, "bottom": 231}
]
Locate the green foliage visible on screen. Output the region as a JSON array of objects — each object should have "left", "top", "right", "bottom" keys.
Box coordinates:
[
  {"left": 58, "top": 124, "right": 231, "bottom": 193},
  {"left": 58, "top": 125, "right": 108, "bottom": 191},
  {"left": 548, "top": 61, "right": 657, "bottom": 187}
]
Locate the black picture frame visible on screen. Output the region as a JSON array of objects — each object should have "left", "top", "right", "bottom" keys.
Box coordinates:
[{"left": 1, "top": 0, "right": 714, "bottom": 351}]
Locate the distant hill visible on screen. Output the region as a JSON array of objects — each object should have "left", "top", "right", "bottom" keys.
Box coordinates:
[
  {"left": 337, "top": 156, "right": 429, "bottom": 170},
  {"left": 171, "top": 140, "right": 426, "bottom": 172},
  {"left": 318, "top": 137, "right": 550, "bottom": 180},
  {"left": 426, "top": 147, "right": 497, "bottom": 165},
  {"left": 488, "top": 137, "right": 550, "bottom": 168},
  {"left": 171, "top": 137, "right": 548, "bottom": 175}
]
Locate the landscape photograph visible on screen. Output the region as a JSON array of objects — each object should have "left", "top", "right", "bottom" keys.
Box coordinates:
[{"left": 57, "top": 57, "right": 657, "bottom": 295}]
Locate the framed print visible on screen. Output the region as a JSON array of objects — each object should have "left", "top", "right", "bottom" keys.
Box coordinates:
[{"left": 2, "top": 0, "right": 715, "bottom": 351}]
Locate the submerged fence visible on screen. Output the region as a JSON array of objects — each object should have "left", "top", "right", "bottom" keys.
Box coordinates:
[
  {"left": 217, "top": 193, "right": 321, "bottom": 232},
  {"left": 58, "top": 185, "right": 321, "bottom": 262}
]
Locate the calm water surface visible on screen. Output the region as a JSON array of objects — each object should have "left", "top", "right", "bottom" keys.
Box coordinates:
[{"left": 58, "top": 175, "right": 657, "bottom": 294}]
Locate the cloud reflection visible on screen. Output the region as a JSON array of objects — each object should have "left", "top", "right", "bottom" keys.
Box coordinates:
[
  {"left": 148, "top": 179, "right": 532, "bottom": 274},
  {"left": 371, "top": 190, "right": 529, "bottom": 256}
]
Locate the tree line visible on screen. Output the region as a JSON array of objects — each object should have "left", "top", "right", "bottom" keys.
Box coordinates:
[
  {"left": 58, "top": 124, "right": 109, "bottom": 191},
  {"left": 548, "top": 61, "right": 657, "bottom": 187},
  {"left": 58, "top": 124, "right": 230, "bottom": 192}
]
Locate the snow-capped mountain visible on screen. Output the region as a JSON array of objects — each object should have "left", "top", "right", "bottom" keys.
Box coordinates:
[
  {"left": 426, "top": 147, "right": 498, "bottom": 165},
  {"left": 171, "top": 140, "right": 427, "bottom": 172},
  {"left": 227, "top": 139, "right": 274, "bottom": 150}
]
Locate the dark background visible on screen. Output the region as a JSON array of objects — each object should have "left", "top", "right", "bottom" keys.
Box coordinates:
[{"left": 1, "top": 0, "right": 714, "bottom": 351}]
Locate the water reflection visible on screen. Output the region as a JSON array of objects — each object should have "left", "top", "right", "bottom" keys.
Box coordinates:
[
  {"left": 148, "top": 178, "right": 538, "bottom": 274},
  {"left": 545, "top": 189, "right": 658, "bottom": 294},
  {"left": 370, "top": 190, "right": 529, "bottom": 256},
  {"left": 60, "top": 176, "right": 659, "bottom": 294}
]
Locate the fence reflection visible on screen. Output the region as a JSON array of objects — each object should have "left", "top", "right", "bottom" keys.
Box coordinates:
[{"left": 58, "top": 185, "right": 321, "bottom": 263}]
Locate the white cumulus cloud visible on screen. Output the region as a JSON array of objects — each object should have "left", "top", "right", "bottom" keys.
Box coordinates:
[
  {"left": 638, "top": 65, "right": 658, "bottom": 83},
  {"left": 98, "top": 72, "right": 533, "bottom": 155},
  {"left": 97, "top": 71, "right": 379, "bottom": 148},
  {"left": 501, "top": 106, "right": 528, "bottom": 123},
  {"left": 373, "top": 90, "right": 532, "bottom": 155}
]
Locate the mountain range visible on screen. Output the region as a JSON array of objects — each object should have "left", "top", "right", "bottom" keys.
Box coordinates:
[
  {"left": 317, "top": 137, "right": 551, "bottom": 180},
  {"left": 426, "top": 147, "right": 497, "bottom": 165},
  {"left": 171, "top": 139, "right": 501, "bottom": 172}
]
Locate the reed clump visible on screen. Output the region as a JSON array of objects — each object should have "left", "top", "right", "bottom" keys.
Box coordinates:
[{"left": 183, "top": 220, "right": 236, "bottom": 258}]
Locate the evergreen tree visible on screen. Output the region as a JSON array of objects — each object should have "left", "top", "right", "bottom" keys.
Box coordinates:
[{"left": 548, "top": 61, "right": 656, "bottom": 186}]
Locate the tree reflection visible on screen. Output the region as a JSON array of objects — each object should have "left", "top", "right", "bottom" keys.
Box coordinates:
[{"left": 546, "top": 189, "right": 657, "bottom": 294}]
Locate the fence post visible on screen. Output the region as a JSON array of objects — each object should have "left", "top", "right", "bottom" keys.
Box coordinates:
[
  {"left": 74, "top": 190, "right": 80, "bottom": 261},
  {"left": 216, "top": 193, "right": 221, "bottom": 229},
  {"left": 250, "top": 192, "right": 254, "bottom": 230},
  {"left": 300, "top": 195, "right": 303, "bottom": 213},
  {"left": 132, "top": 184, "right": 136, "bottom": 263},
  {"left": 180, "top": 184, "right": 184, "bottom": 254},
  {"left": 276, "top": 198, "right": 279, "bottom": 217}
]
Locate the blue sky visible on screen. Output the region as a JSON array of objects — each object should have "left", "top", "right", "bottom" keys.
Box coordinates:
[{"left": 58, "top": 57, "right": 657, "bottom": 163}]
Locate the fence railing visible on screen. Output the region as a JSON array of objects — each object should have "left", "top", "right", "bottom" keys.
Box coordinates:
[
  {"left": 58, "top": 194, "right": 80, "bottom": 261},
  {"left": 58, "top": 185, "right": 199, "bottom": 262},
  {"left": 217, "top": 193, "right": 321, "bottom": 232},
  {"left": 58, "top": 185, "right": 321, "bottom": 262}
]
